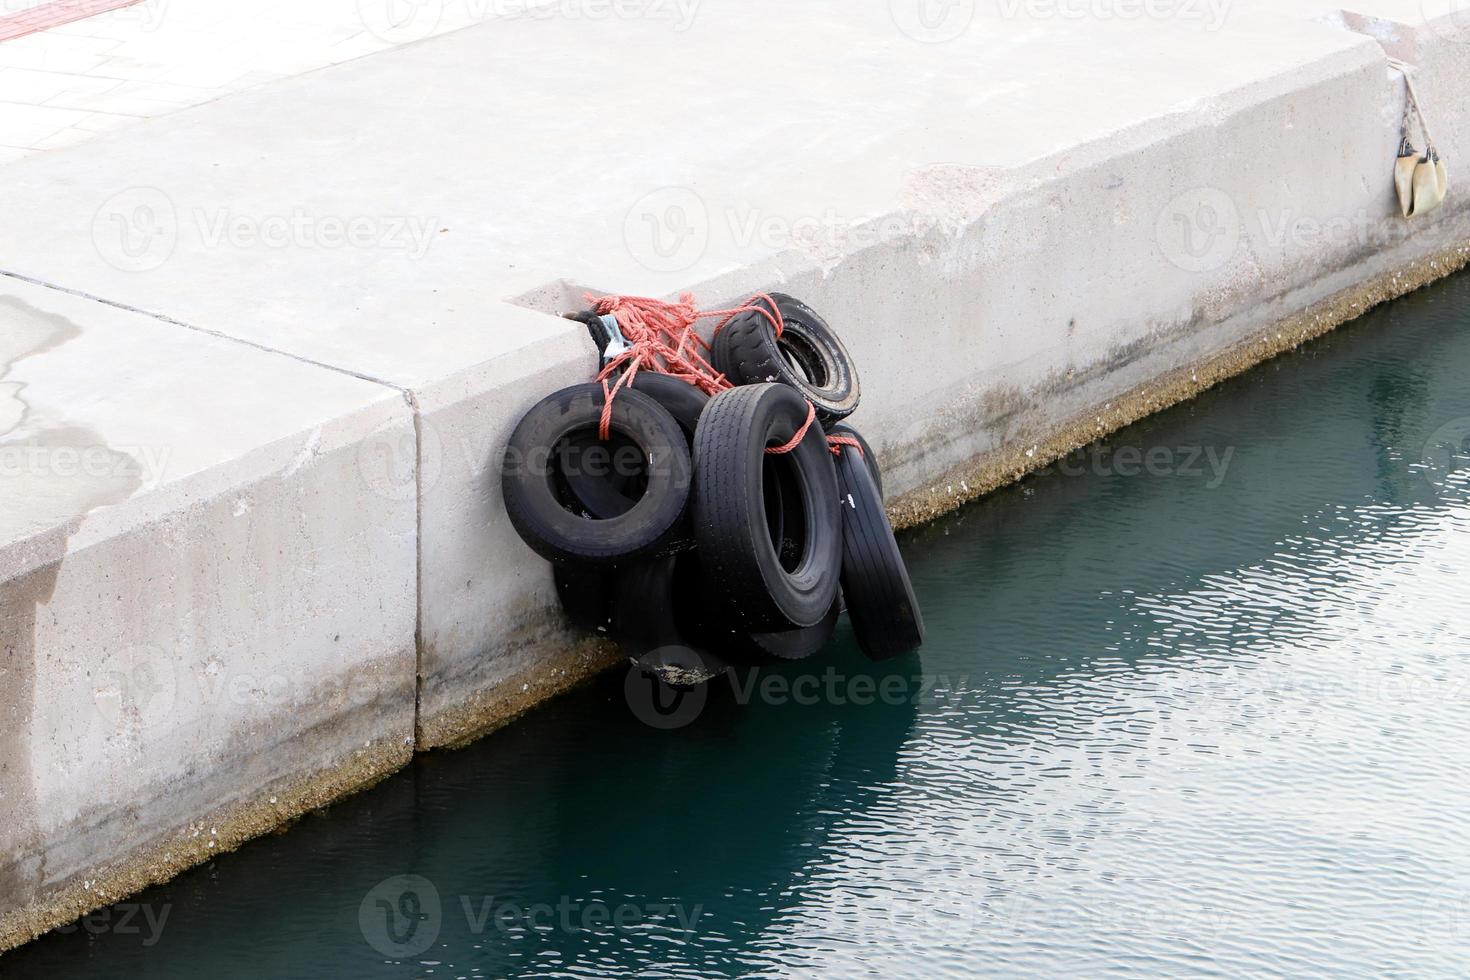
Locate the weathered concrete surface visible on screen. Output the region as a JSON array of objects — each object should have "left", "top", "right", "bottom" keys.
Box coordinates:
[
  {"left": 0, "top": 0, "right": 1468, "bottom": 952},
  {"left": 411, "top": 323, "right": 625, "bottom": 746},
  {"left": 0, "top": 281, "right": 417, "bottom": 950}
]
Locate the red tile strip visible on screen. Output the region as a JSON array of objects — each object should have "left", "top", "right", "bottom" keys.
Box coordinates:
[{"left": 0, "top": 0, "right": 144, "bottom": 43}]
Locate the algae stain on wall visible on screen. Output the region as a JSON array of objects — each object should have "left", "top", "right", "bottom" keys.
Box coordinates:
[{"left": 0, "top": 295, "right": 143, "bottom": 907}]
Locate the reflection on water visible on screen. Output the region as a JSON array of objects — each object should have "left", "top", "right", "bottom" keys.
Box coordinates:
[{"left": 9, "top": 271, "right": 1470, "bottom": 978}]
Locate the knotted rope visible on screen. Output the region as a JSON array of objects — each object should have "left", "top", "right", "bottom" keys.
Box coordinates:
[{"left": 582, "top": 293, "right": 855, "bottom": 457}]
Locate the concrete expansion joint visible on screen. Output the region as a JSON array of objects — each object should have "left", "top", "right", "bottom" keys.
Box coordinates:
[
  {"left": 0, "top": 265, "right": 435, "bottom": 766},
  {"left": 0, "top": 267, "right": 412, "bottom": 397}
]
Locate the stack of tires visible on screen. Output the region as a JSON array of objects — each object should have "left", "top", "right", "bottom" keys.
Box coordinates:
[{"left": 502, "top": 292, "right": 923, "bottom": 686}]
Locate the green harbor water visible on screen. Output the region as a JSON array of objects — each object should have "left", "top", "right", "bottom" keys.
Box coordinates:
[{"left": 8, "top": 271, "right": 1470, "bottom": 978}]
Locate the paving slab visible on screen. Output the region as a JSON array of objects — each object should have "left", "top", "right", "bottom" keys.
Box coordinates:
[{"left": 0, "top": 278, "right": 417, "bottom": 949}]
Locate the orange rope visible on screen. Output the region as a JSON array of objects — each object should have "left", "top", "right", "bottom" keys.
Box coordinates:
[
  {"left": 586, "top": 293, "right": 865, "bottom": 462},
  {"left": 588, "top": 293, "right": 786, "bottom": 439},
  {"left": 765, "top": 403, "right": 816, "bottom": 456}
]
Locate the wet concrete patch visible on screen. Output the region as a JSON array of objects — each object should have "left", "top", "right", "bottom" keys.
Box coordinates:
[{"left": 0, "top": 295, "right": 81, "bottom": 438}]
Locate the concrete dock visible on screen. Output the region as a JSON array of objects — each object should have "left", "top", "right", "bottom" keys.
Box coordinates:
[{"left": 2, "top": 0, "right": 1468, "bottom": 951}]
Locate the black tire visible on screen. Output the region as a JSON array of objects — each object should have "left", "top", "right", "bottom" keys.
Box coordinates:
[
  {"left": 555, "top": 430, "right": 647, "bottom": 520},
  {"left": 833, "top": 439, "right": 923, "bottom": 660},
  {"left": 553, "top": 562, "right": 615, "bottom": 634},
  {"left": 627, "top": 372, "right": 709, "bottom": 441},
  {"left": 692, "top": 383, "right": 841, "bottom": 631},
  {"left": 828, "top": 422, "right": 883, "bottom": 497},
  {"left": 503, "top": 383, "right": 690, "bottom": 563},
  {"left": 710, "top": 598, "right": 839, "bottom": 662},
  {"left": 712, "top": 293, "right": 859, "bottom": 428},
  {"left": 611, "top": 555, "right": 728, "bottom": 686},
  {"left": 675, "top": 552, "right": 837, "bottom": 662},
  {"left": 560, "top": 373, "right": 709, "bottom": 519}
]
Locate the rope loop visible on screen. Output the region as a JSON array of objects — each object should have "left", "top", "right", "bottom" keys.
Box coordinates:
[
  {"left": 765, "top": 402, "right": 816, "bottom": 455},
  {"left": 584, "top": 292, "right": 789, "bottom": 438}
]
